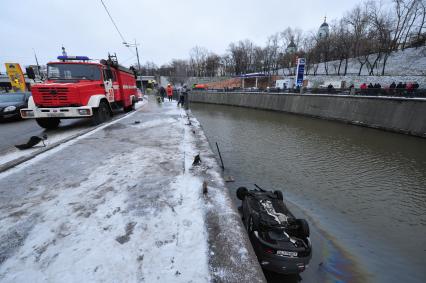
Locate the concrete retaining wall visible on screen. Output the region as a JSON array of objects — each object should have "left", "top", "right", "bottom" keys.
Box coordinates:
[{"left": 190, "top": 92, "right": 426, "bottom": 138}]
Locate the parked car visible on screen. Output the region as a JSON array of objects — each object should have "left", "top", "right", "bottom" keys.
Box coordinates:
[
  {"left": 0, "top": 92, "right": 31, "bottom": 120},
  {"left": 237, "top": 186, "right": 312, "bottom": 274}
]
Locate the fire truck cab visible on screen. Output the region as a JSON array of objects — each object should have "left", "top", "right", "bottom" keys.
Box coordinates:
[{"left": 21, "top": 55, "right": 138, "bottom": 129}]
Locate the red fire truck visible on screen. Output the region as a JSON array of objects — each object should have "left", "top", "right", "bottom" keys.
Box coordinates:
[{"left": 21, "top": 55, "right": 138, "bottom": 129}]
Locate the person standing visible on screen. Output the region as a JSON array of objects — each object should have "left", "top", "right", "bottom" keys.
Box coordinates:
[
  {"left": 389, "top": 81, "right": 396, "bottom": 96},
  {"left": 178, "top": 85, "right": 189, "bottom": 107},
  {"left": 159, "top": 86, "right": 166, "bottom": 102},
  {"left": 349, "top": 84, "right": 355, "bottom": 95},
  {"left": 166, "top": 84, "right": 173, "bottom": 101},
  {"left": 360, "top": 83, "right": 367, "bottom": 95}
]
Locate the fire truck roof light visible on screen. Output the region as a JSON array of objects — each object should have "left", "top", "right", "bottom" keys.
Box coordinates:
[{"left": 57, "top": 56, "right": 90, "bottom": 61}]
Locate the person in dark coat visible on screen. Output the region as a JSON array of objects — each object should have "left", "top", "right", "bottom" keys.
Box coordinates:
[
  {"left": 395, "top": 82, "right": 405, "bottom": 96},
  {"left": 413, "top": 82, "right": 419, "bottom": 89},
  {"left": 388, "top": 82, "right": 396, "bottom": 96},
  {"left": 159, "top": 86, "right": 166, "bottom": 102},
  {"left": 349, "top": 84, "right": 355, "bottom": 95}
]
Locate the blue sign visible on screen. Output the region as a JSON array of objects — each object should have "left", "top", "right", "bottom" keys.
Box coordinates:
[{"left": 295, "top": 58, "right": 306, "bottom": 87}]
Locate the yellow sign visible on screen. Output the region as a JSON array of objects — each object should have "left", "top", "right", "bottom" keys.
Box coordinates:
[{"left": 5, "top": 63, "right": 26, "bottom": 92}]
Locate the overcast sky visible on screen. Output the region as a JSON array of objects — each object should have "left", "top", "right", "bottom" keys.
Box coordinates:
[{"left": 1, "top": 0, "right": 362, "bottom": 71}]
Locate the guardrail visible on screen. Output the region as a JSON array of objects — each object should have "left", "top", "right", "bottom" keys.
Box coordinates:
[{"left": 196, "top": 88, "right": 426, "bottom": 98}]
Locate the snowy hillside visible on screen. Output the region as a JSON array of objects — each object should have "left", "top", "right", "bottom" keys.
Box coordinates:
[{"left": 279, "top": 46, "right": 426, "bottom": 77}]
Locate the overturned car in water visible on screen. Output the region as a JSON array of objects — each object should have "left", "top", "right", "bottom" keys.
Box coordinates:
[{"left": 237, "top": 186, "right": 312, "bottom": 274}]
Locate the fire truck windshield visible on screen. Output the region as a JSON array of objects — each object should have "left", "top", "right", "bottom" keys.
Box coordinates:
[{"left": 47, "top": 64, "right": 101, "bottom": 81}]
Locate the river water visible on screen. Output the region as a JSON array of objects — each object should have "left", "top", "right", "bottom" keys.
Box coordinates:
[{"left": 190, "top": 103, "right": 426, "bottom": 283}]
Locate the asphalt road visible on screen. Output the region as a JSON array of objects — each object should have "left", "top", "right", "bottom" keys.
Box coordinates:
[
  {"left": 0, "top": 113, "right": 124, "bottom": 154},
  {"left": 0, "top": 118, "right": 85, "bottom": 153}
]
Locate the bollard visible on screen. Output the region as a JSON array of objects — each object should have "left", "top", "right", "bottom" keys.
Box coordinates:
[
  {"left": 202, "top": 180, "right": 208, "bottom": 195},
  {"left": 184, "top": 92, "right": 189, "bottom": 110}
]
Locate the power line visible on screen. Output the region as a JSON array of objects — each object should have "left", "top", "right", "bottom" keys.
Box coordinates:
[
  {"left": 121, "top": 55, "right": 137, "bottom": 64},
  {"left": 99, "top": 0, "right": 135, "bottom": 56},
  {"left": 100, "top": 0, "right": 126, "bottom": 43}
]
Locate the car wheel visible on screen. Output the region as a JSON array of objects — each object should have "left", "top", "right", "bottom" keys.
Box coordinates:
[
  {"left": 36, "top": 118, "right": 60, "bottom": 129},
  {"left": 274, "top": 190, "right": 283, "bottom": 200},
  {"left": 236, "top": 187, "right": 248, "bottom": 200},
  {"left": 296, "top": 219, "right": 310, "bottom": 238}
]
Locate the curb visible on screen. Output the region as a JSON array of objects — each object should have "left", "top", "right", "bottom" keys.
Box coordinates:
[
  {"left": 0, "top": 126, "right": 97, "bottom": 174},
  {"left": 0, "top": 100, "right": 148, "bottom": 174}
]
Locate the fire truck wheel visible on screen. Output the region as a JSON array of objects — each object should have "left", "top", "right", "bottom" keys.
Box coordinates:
[
  {"left": 124, "top": 104, "right": 134, "bottom": 112},
  {"left": 91, "top": 101, "right": 110, "bottom": 125},
  {"left": 36, "top": 118, "right": 60, "bottom": 129}
]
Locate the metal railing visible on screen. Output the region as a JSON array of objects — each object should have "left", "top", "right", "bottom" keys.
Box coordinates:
[{"left": 195, "top": 88, "right": 426, "bottom": 98}]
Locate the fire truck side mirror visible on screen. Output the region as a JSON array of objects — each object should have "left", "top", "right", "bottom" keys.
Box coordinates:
[{"left": 26, "top": 67, "right": 36, "bottom": 80}]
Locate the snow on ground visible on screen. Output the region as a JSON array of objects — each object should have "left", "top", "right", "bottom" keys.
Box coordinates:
[
  {"left": 0, "top": 98, "right": 216, "bottom": 282},
  {"left": 276, "top": 46, "right": 426, "bottom": 87}
]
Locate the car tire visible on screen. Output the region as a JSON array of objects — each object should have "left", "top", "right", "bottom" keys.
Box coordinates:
[
  {"left": 296, "top": 219, "right": 310, "bottom": 238},
  {"left": 36, "top": 118, "right": 60, "bottom": 129},
  {"left": 236, "top": 187, "right": 248, "bottom": 200},
  {"left": 92, "top": 101, "right": 110, "bottom": 125},
  {"left": 274, "top": 190, "right": 283, "bottom": 200}
]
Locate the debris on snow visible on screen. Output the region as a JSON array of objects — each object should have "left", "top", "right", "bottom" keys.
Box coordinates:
[{"left": 193, "top": 154, "right": 202, "bottom": 166}]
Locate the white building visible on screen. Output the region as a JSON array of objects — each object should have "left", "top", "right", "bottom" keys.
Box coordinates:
[
  {"left": 318, "top": 17, "right": 329, "bottom": 39},
  {"left": 286, "top": 38, "right": 297, "bottom": 54}
]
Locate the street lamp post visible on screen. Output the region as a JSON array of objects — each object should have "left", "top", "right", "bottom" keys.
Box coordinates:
[{"left": 123, "top": 39, "right": 142, "bottom": 91}]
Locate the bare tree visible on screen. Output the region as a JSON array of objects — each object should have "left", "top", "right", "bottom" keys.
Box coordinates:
[
  {"left": 414, "top": 0, "right": 426, "bottom": 45},
  {"left": 328, "top": 19, "right": 353, "bottom": 75},
  {"left": 205, "top": 53, "right": 221, "bottom": 77},
  {"left": 345, "top": 4, "right": 370, "bottom": 74},
  {"left": 189, "top": 46, "right": 208, "bottom": 77},
  {"left": 169, "top": 59, "right": 189, "bottom": 85},
  {"left": 165, "top": 0, "right": 425, "bottom": 79},
  {"left": 280, "top": 27, "right": 303, "bottom": 51},
  {"left": 264, "top": 33, "right": 281, "bottom": 75},
  {"left": 228, "top": 39, "right": 258, "bottom": 75}
]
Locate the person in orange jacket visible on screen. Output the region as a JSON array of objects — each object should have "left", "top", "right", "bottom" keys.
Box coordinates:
[{"left": 166, "top": 84, "right": 173, "bottom": 101}]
